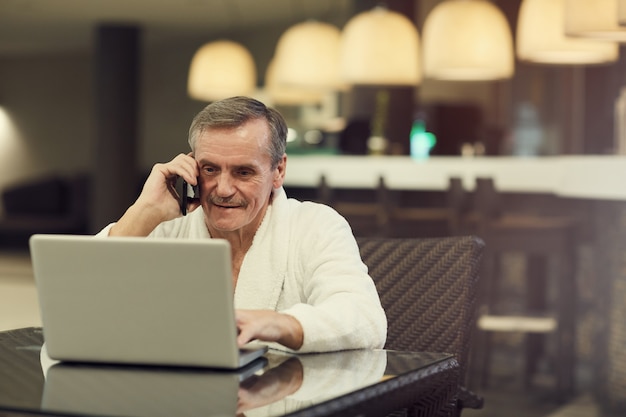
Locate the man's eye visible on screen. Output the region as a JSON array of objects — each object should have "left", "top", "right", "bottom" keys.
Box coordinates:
[
  {"left": 237, "top": 170, "right": 252, "bottom": 177},
  {"left": 202, "top": 167, "right": 216, "bottom": 174}
]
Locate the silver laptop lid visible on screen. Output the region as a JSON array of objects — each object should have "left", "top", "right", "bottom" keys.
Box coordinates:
[{"left": 30, "top": 234, "right": 261, "bottom": 369}]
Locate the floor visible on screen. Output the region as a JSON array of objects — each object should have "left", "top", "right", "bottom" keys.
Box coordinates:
[
  {"left": 464, "top": 348, "right": 599, "bottom": 417},
  {"left": 0, "top": 248, "right": 602, "bottom": 417}
]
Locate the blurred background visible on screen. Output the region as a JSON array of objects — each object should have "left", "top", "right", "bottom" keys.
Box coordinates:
[
  {"left": 2, "top": 2, "right": 626, "bottom": 416},
  {"left": 1, "top": 0, "right": 625, "bottom": 232}
]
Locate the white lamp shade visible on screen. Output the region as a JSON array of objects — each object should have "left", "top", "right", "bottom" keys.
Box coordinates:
[
  {"left": 517, "top": 0, "right": 618, "bottom": 64},
  {"left": 265, "top": 58, "right": 325, "bottom": 105},
  {"left": 422, "top": 0, "right": 514, "bottom": 81},
  {"left": 187, "top": 40, "right": 257, "bottom": 101},
  {"left": 565, "top": 0, "right": 626, "bottom": 41},
  {"left": 273, "top": 21, "right": 345, "bottom": 91},
  {"left": 339, "top": 7, "right": 421, "bottom": 86},
  {"left": 619, "top": 0, "right": 626, "bottom": 26}
]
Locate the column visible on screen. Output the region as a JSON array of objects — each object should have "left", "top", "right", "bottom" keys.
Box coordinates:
[{"left": 91, "top": 25, "right": 141, "bottom": 232}]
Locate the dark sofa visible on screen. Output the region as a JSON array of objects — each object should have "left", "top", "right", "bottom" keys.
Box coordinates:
[{"left": 0, "top": 174, "right": 91, "bottom": 248}]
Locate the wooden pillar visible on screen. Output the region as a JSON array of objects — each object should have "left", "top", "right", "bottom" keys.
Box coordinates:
[{"left": 91, "top": 25, "right": 140, "bottom": 232}]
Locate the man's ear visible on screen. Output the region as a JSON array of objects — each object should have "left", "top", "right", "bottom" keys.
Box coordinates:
[{"left": 273, "top": 154, "right": 287, "bottom": 188}]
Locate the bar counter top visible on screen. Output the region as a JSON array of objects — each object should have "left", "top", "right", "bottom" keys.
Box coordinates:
[{"left": 283, "top": 155, "right": 626, "bottom": 201}]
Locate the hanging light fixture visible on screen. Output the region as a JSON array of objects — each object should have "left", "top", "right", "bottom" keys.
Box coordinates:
[
  {"left": 565, "top": 0, "right": 626, "bottom": 41},
  {"left": 187, "top": 40, "right": 257, "bottom": 102},
  {"left": 517, "top": 0, "right": 618, "bottom": 64},
  {"left": 422, "top": 0, "right": 514, "bottom": 81},
  {"left": 264, "top": 58, "right": 325, "bottom": 105},
  {"left": 619, "top": 0, "right": 626, "bottom": 26},
  {"left": 272, "top": 21, "right": 346, "bottom": 91},
  {"left": 339, "top": 6, "right": 421, "bottom": 86}
]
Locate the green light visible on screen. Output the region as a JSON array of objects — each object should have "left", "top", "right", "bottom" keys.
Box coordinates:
[{"left": 410, "top": 120, "right": 436, "bottom": 159}]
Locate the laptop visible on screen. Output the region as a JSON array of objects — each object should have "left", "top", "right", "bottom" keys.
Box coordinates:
[{"left": 29, "top": 234, "right": 268, "bottom": 369}]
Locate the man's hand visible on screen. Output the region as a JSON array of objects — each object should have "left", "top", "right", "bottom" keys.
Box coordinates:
[
  {"left": 235, "top": 310, "right": 304, "bottom": 351},
  {"left": 110, "top": 153, "right": 199, "bottom": 236}
]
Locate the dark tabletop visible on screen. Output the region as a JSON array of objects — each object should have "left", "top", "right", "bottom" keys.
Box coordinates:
[{"left": 0, "top": 327, "right": 459, "bottom": 417}]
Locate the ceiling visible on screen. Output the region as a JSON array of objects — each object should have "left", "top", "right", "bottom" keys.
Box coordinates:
[{"left": 0, "top": 0, "right": 355, "bottom": 55}]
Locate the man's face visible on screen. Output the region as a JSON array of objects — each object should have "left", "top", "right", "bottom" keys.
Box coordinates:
[{"left": 194, "top": 118, "right": 286, "bottom": 238}]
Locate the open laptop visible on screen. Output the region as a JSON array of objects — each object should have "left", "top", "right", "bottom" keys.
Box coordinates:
[{"left": 29, "top": 234, "right": 268, "bottom": 369}]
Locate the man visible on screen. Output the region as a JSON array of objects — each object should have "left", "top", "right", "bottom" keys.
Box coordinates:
[{"left": 98, "top": 96, "right": 386, "bottom": 353}]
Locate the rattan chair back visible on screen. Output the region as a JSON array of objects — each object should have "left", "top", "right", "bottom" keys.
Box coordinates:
[{"left": 356, "top": 235, "right": 484, "bottom": 384}]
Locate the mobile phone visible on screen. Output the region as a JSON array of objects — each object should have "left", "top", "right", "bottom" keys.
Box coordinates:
[{"left": 181, "top": 180, "right": 199, "bottom": 216}]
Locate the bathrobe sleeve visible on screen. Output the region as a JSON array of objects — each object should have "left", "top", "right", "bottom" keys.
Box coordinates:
[{"left": 278, "top": 202, "right": 387, "bottom": 353}]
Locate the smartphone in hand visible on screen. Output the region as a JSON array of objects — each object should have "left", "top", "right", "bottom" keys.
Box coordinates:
[{"left": 181, "top": 180, "right": 199, "bottom": 216}]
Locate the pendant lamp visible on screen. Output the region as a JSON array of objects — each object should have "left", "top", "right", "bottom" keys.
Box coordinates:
[
  {"left": 620, "top": 0, "right": 626, "bottom": 26},
  {"left": 565, "top": 0, "right": 626, "bottom": 41},
  {"left": 339, "top": 6, "right": 421, "bottom": 86},
  {"left": 272, "top": 21, "right": 345, "bottom": 91},
  {"left": 187, "top": 40, "right": 256, "bottom": 102},
  {"left": 422, "top": 0, "right": 514, "bottom": 81},
  {"left": 265, "top": 58, "right": 325, "bottom": 105},
  {"left": 517, "top": 0, "right": 618, "bottom": 64}
]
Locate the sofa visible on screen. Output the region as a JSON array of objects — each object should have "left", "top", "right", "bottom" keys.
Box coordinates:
[{"left": 0, "top": 174, "right": 91, "bottom": 248}]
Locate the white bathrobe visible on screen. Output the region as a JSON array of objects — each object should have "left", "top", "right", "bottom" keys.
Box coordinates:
[{"left": 98, "top": 187, "right": 387, "bottom": 353}]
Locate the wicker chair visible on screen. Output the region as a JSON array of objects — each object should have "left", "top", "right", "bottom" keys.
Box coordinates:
[{"left": 356, "top": 235, "right": 484, "bottom": 416}]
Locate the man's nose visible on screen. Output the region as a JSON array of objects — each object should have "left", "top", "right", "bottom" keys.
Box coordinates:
[{"left": 215, "top": 173, "right": 235, "bottom": 196}]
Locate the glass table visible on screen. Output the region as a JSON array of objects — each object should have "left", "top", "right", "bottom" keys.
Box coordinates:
[{"left": 0, "top": 327, "right": 460, "bottom": 417}]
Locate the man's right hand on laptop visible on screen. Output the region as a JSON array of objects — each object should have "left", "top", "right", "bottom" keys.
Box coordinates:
[{"left": 236, "top": 309, "right": 304, "bottom": 351}]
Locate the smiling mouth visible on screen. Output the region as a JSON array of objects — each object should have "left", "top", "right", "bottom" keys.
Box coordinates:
[{"left": 212, "top": 201, "right": 242, "bottom": 209}]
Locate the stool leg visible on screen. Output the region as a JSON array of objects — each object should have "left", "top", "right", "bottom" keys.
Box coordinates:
[
  {"left": 477, "top": 250, "right": 501, "bottom": 388},
  {"left": 469, "top": 305, "right": 488, "bottom": 390},
  {"left": 486, "top": 253, "right": 503, "bottom": 314},
  {"left": 524, "top": 255, "right": 548, "bottom": 389},
  {"left": 556, "top": 242, "right": 577, "bottom": 400}
]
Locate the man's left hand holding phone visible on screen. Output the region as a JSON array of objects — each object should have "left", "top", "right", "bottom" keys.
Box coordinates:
[{"left": 108, "top": 153, "right": 200, "bottom": 237}]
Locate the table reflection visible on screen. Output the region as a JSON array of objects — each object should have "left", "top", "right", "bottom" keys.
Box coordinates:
[
  {"left": 0, "top": 329, "right": 456, "bottom": 417},
  {"left": 40, "top": 347, "right": 388, "bottom": 417}
]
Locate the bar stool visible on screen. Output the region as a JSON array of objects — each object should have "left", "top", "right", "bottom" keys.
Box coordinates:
[
  {"left": 317, "top": 174, "right": 388, "bottom": 237},
  {"left": 317, "top": 175, "right": 467, "bottom": 238},
  {"left": 381, "top": 176, "right": 467, "bottom": 237},
  {"left": 469, "top": 177, "right": 579, "bottom": 401}
]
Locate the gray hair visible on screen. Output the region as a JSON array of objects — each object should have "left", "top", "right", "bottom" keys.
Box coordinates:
[{"left": 188, "top": 96, "right": 288, "bottom": 168}]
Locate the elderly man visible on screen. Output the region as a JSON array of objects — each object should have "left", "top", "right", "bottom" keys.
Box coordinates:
[{"left": 99, "top": 96, "right": 386, "bottom": 353}]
